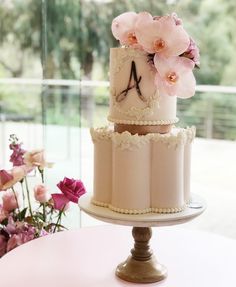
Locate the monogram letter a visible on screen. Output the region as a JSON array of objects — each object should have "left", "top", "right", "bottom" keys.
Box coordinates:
[{"left": 116, "top": 61, "right": 146, "bottom": 102}]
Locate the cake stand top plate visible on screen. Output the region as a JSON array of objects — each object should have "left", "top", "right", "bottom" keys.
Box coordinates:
[{"left": 79, "top": 194, "right": 206, "bottom": 227}]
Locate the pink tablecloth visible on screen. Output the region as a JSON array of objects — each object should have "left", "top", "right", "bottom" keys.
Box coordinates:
[{"left": 0, "top": 225, "right": 235, "bottom": 287}]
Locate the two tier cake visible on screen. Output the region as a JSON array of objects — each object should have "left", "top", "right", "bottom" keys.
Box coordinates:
[{"left": 91, "top": 11, "right": 200, "bottom": 214}]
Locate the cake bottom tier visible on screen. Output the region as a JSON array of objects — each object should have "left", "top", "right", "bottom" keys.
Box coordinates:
[{"left": 90, "top": 126, "right": 195, "bottom": 214}]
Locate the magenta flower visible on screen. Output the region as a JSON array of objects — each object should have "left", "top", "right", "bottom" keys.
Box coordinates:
[
  {"left": 111, "top": 11, "right": 139, "bottom": 46},
  {"left": 135, "top": 12, "right": 190, "bottom": 57},
  {"left": 57, "top": 177, "right": 86, "bottom": 204},
  {"left": 154, "top": 55, "right": 196, "bottom": 98},
  {"left": 9, "top": 143, "right": 26, "bottom": 166},
  {"left": 51, "top": 194, "right": 70, "bottom": 211}
]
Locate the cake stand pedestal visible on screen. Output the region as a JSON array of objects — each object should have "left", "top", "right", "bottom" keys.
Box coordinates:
[{"left": 79, "top": 194, "right": 206, "bottom": 284}]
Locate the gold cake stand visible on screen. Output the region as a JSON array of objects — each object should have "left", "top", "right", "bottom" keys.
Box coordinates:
[{"left": 79, "top": 194, "right": 206, "bottom": 284}]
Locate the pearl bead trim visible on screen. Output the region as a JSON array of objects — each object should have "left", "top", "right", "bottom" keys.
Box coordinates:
[
  {"left": 107, "top": 116, "right": 179, "bottom": 125},
  {"left": 92, "top": 198, "right": 185, "bottom": 214}
]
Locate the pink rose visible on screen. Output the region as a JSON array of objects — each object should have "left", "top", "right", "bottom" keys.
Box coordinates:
[
  {"left": 2, "top": 190, "right": 21, "bottom": 212},
  {"left": 24, "top": 149, "right": 53, "bottom": 170},
  {"left": 51, "top": 194, "right": 70, "bottom": 211},
  {"left": 0, "top": 235, "right": 7, "bottom": 257},
  {"left": 57, "top": 177, "right": 86, "bottom": 203},
  {"left": 34, "top": 184, "right": 50, "bottom": 203}
]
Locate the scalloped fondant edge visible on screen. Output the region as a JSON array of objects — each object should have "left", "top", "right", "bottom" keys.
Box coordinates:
[{"left": 91, "top": 198, "right": 185, "bottom": 214}]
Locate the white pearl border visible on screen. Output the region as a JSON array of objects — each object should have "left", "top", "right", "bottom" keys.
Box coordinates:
[
  {"left": 91, "top": 198, "right": 185, "bottom": 214},
  {"left": 107, "top": 116, "right": 179, "bottom": 125}
]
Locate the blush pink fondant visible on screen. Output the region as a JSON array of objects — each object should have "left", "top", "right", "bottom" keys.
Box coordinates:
[{"left": 91, "top": 127, "right": 195, "bottom": 214}]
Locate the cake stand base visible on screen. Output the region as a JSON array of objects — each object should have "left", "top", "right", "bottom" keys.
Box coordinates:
[
  {"left": 116, "top": 227, "right": 167, "bottom": 283},
  {"left": 79, "top": 194, "right": 206, "bottom": 284}
]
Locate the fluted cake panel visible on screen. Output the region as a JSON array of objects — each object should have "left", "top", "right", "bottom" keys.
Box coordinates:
[{"left": 91, "top": 127, "right": 195, "bottom": 214}]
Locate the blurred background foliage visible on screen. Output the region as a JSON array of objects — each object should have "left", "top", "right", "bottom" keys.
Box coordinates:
[{"left": 0, "top": 0, "right": 236, "bottom": 139}]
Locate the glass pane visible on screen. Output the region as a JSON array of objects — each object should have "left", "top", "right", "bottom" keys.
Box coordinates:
[
  {"left": 0, "top": 1, "right": 43, "bottom": 168},
  {"left": 41, "top": 0, "right": 82, "bottom": 227}
]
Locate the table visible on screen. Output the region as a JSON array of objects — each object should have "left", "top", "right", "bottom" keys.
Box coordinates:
[{"left": 0, "top": 225, "right": 235, "bottom": 287}]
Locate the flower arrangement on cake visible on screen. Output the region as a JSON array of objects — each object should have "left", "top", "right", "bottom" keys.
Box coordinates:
[
  {"left": 111, "top": 11, "right": 200, "bottom": 99},
  {"left": 0, "top": 134, "right": 86, "bottom": 257}
]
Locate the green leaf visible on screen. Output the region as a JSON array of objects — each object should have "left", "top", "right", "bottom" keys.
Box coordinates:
[
  {"left": 17, "top": 207, "right": 28, "bottom": 221},
  {"left": 34, "top": 212, "right": 45, "bottom": 222}
]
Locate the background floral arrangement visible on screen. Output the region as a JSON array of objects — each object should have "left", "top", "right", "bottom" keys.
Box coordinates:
[
  {"left": 0, "top": 134, "right": 86, "bottom": 257},
  {"left": 111, "top": 11, "right": 200, "bottom": 99}
]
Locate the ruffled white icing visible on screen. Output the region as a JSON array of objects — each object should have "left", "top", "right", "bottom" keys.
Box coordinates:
[
  {"left": 90, "top": 127, "right": 113, "bottom": 142},
  {"left": 92, "top": 198, "right": 185, "bottom": 214},
  {"left": 91, "top": 126, "right": 195, "bottom": 150},
  {"left": 150, "top": 127, "right": 193, "bottom": 149},
  {"left": 107, "top": 116, "right": 179, "bottom": 125},
  {"left": 112, "top": 131, "right": 150, "bottom": 150},
  {"left": 185, "top": 126, "right": 196, "bottom": 143}
]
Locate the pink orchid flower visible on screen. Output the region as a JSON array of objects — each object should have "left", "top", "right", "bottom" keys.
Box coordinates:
[
  {"left": 111, "top": 11, "right": 139, "bottom": 46},
  {"left": 154, "top": 55, "right": 196, "bottom": 98},
  {"left": 135, "top": 12, "right": 190, "bottom": 57}
]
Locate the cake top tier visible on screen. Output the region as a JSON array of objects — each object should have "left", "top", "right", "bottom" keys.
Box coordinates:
[{"left": 111, "top": 11, "right": 200, "bottom": 100}]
